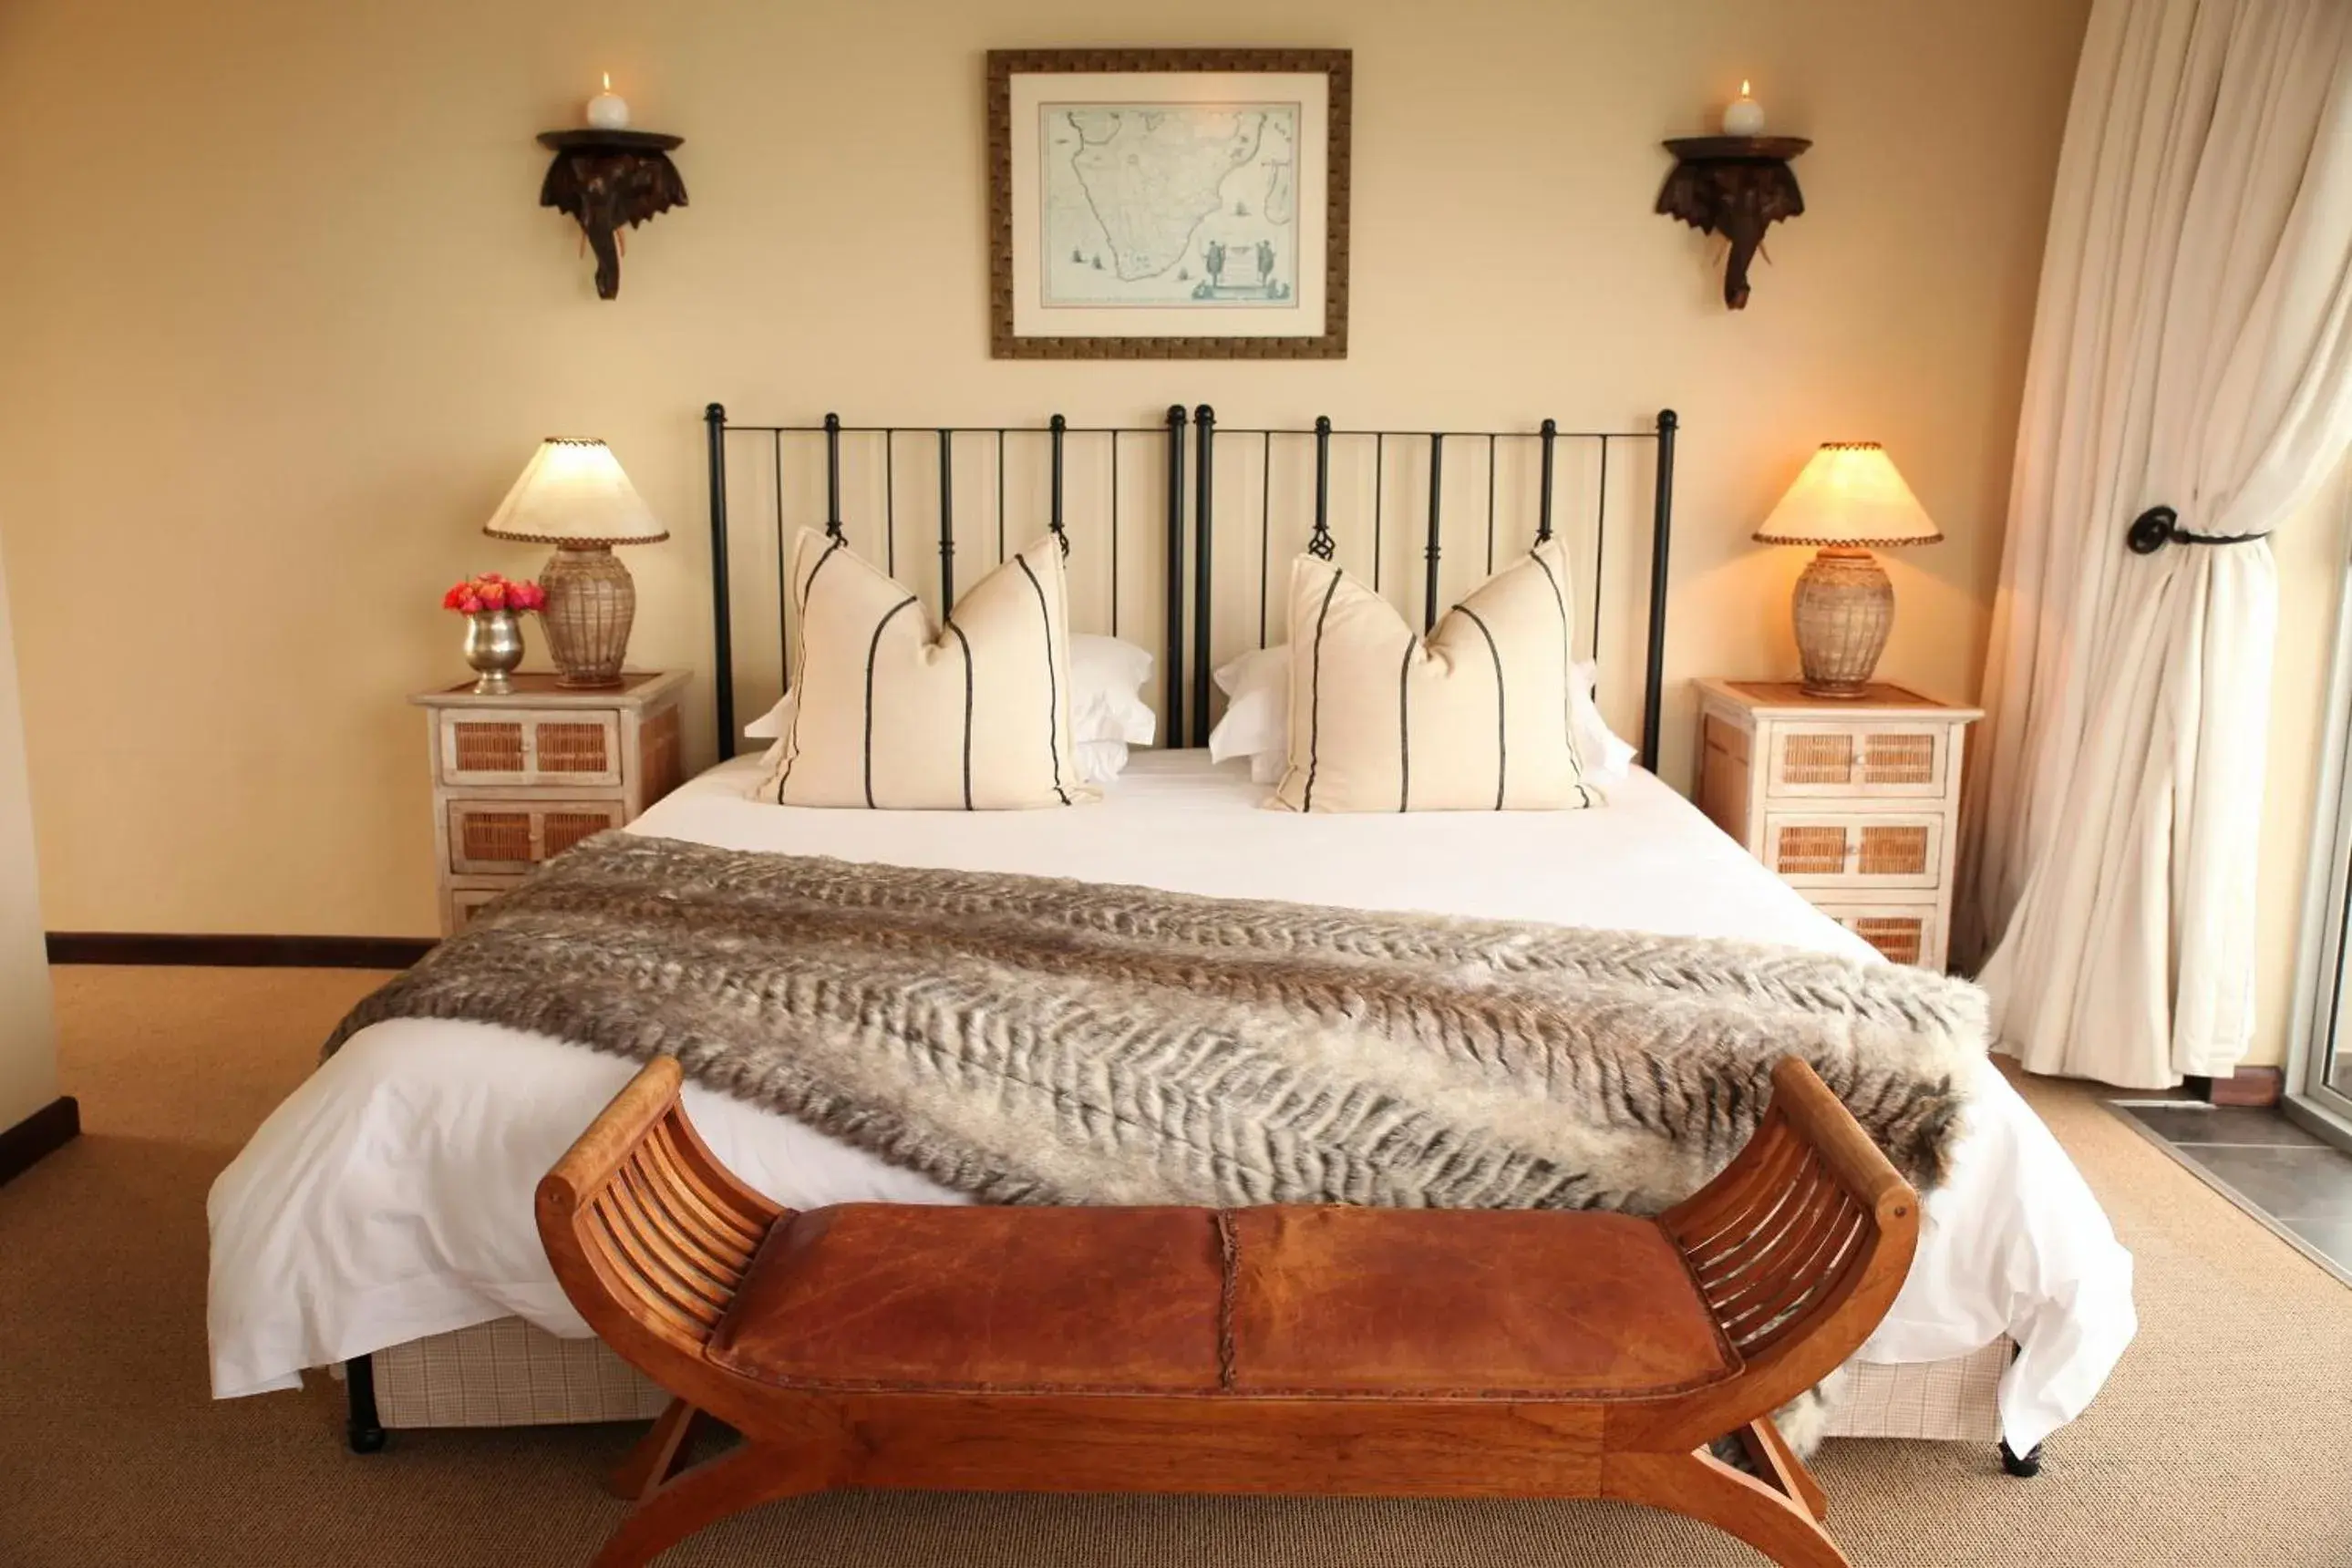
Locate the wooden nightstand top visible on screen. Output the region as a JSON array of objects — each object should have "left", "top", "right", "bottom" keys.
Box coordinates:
[
  {"left": 1696, "top": 677, "right": 1981, "bottom": 723},
  {"left": 410, "top": 670, "right": 689, "bottom": 711}
]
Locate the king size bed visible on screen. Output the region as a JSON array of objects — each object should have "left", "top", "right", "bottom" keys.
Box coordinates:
[{"left": 206, "top": 404, "right": 2135, "bottom": 1472}]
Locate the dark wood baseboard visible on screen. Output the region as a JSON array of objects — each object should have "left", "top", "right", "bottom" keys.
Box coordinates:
[
  {"left": 46, "top": 933, "right": 433, "bottom": 970},
  {"left": 2189, "top": 1067, "right": 2285, "bottom": 1109},
  {"left": 0, "top": 1095, "right": 79, "bottom": 1187}
]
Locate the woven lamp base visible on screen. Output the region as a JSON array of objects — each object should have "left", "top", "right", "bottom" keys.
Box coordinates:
[
  {"left": 539, "top": 544, "right": 635, "bottom": 689},
  {"left": 1791, "top": 546, "right": 1893, "bottom": 698}
]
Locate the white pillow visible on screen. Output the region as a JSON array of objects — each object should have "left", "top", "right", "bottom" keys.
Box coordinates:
[
  {"left": 749, "top": 633, "right": 1155, "bottom": 755},
  {"left": 1274, "top": 541, "right": 1598, "bottom": 811},
  {"left": 1208, "top": 645, "right": 1288, "bottom": 766},
  {"left": 745, "top": 693, "right": 794, "bottom": 741},
  {"left": 1574, "top": 665, "right": 1638, "bottom": 780},
  {"left": 1208, "top": 643, "right": 1636, "bottom": 786},
  {"left": 1068, "top": 634, "right": 1158, "bottom": 747},
  {"left": 753, "top": 531, "right": 1089, "bottom": 810},
  {"left": 1074, "top": 738, "right": 1130, "bottom": 786}
]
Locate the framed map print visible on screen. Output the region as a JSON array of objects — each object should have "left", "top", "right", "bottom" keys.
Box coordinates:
[{"left": 988, "top": 50, "right": 1352, "bottom": 358}]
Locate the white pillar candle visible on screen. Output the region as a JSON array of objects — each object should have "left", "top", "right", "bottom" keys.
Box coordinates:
[
  {"left": 1723, "top": 79, "right": 1766, "bottom": 138},
  {"left": 586, "top": 72, "right": 631, "bottom": 131}
]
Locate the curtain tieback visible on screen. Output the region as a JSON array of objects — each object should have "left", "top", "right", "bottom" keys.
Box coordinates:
[{"left": 2126, "top": 505, "right": 2270, "bottom": 554}]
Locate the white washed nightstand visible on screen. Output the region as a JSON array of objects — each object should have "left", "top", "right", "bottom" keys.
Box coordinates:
[
  {"left": 410, "top": 671, "right": 688, "bottom": 936},
  {"left": 1693, "top": 678, "right": 1982, "bottom": 970}
]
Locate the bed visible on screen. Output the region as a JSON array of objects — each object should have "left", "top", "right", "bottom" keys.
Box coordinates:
[{"left": 205, "top": 403, "right": 2134, "bottom": 1467}]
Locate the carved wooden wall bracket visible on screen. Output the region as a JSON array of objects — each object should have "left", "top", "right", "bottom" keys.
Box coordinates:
[
  {"left": 537, "top": 129, "right": 687, "bottom": 301},
  {"left": 1656, "top": 136, "right": 1810, "bottom": 310}
]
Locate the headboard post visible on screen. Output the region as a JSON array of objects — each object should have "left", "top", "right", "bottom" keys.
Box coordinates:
[
  {"left": 1642, "top": 408, "right": 1680, "bottom": 772},
  {"left": 1310, "top": 418, "right": 1335, "bottom": 558},
  {"left": 706, "top": 402, "right": 735, "bottom": 760},
  {"left": 1047, "top": 415, "right": 1069, "bottom": 556},
  {"left": 1424, "top": 433, "right": 1446, "bottom": 633},
  {"left": 935, "top": 429, "right": 955, "bottom": 610},
  {"left": 1535, "top": 419, "right": 1558, "bottom": 542},
  {"left": 1163, "top": 405, "right": 1187, "bottom": 740},
  {"left": 1191, "top": 405, "right": 1216, "bottom": 746},
  {"left": 822, "top": 414, "right": 843, "bottom": 537}
]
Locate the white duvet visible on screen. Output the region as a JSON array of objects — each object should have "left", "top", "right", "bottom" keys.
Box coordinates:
[{"left": 208, "top": 752, "right": 2135, "bottom": 1454}]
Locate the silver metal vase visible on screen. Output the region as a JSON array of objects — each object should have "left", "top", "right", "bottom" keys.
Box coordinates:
[{"left": 462, "top": 608, "right": 526, "bottom": 695}]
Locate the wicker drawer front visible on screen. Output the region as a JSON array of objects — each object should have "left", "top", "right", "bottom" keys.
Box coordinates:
[
  {"left": 438, "top": 711, "right": 624, "bottom": 788},
  {"left": 1766, "top": 724, "right": 1948, "bottom": 799},
  {"left": 1817, "top": 901, "right": 1945, "bottom": 969},
  {"left": 446, "top": 884, "right": 516, "bottom": 934},
  {"left": 447, "top": 799, "right": 626, "bottom": 874},
  {"left": 1761, "top": 812, "right": 1944, "bottom": 890}
]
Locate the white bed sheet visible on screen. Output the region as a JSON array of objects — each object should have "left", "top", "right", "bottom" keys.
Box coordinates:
[{"left": 208, "top": 752, "right": 2134, "bottom": 1453}]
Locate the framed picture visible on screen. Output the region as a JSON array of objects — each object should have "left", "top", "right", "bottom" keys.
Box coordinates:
[{"left": 988, "top": 49, "right": 1353, "bottom": 359}]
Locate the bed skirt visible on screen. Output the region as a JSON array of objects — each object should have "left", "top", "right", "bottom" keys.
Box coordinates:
[{"left": 358, "top": 1316, "right": 2008, "bottom": 1443}]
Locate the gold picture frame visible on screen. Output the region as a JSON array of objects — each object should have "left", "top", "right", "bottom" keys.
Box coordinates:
[{"left": 987, "top": 49, "right": 1353, "bottom": 359}]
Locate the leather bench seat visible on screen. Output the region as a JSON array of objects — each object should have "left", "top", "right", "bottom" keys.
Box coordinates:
[{"left": 704, "top": 1202, "right": 1740, "bottom": 1400}]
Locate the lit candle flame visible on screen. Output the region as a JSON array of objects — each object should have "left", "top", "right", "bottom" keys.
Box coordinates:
[
  {"left": 602, "top": 71, "right": 612, "bottom": 92},
  {"left": 1740, "top": 79, "right": 1752, "bottom": 97}
]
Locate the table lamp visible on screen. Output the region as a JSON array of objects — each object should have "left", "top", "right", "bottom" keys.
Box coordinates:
[
  {"left": 483, "top": 438, "right": 667, "bottom": 688},
  {"left": 1754, "top": 442, "right": 1942, "bottom": 697}
]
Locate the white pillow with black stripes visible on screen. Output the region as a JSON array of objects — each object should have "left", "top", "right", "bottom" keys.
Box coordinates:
[
  {"left": 1272, "top": 537, "right": 1603, "bottom": 811},
  {"left": 1210, "top": 637, "right": 1633, "bottom": 790},
  {"left": 750, "top": 530, "right": 1094, "bottom": 809},
  {"left": 747, "top": 634, "right": 1155, "bottom": 787}
]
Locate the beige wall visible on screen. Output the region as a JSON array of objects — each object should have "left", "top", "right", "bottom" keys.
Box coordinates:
[
  {"left": 0, "top": 535, "right": 61, "bottom": 1130},
  {"left": 0, "top": 0, "right": 2089, "bottom": 937}
]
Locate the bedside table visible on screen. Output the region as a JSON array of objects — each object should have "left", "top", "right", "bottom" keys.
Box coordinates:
[
  {"left": 411, "top": 671, "right": 688, "bottom": 935},
  {"left": 1693, "top": 678, "right": 1982, "bottom": 969}
]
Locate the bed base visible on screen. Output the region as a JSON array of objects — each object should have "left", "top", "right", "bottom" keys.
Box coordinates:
[
  {"left": 531, "top": 1055, "right": 1920, "bottom": 1568},
  {"left": 346, "top": 1319, "right": 2016, "bottom": 1440}
]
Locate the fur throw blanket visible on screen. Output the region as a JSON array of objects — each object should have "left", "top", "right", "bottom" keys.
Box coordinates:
[
  {"left": 330, "top": 832, "right": 1986, "bottom": 1210},
  {"left": 326, "top": 832, "right": 1991, "bottom": 1452}
]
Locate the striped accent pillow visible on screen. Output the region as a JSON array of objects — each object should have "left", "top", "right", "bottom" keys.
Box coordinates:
[
  {"left": 754, "top": 530, "right": 1090, "bottom": 810},
  {"left": 1273, "top": 538, "right": 1600, "bottom": 812}
]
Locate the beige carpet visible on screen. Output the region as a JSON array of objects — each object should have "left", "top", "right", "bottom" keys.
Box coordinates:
[{"left": 3, "top": 966, "right": 2350, "bottom": 1566}]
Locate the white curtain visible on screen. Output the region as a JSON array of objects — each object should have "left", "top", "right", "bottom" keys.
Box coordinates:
[{"left": 1961, "top": 0, "right": 2352, "bottom": 1089}]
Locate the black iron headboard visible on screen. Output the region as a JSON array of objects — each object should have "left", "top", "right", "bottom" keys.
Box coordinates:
[
  {"left": 705, "top": 404, "right": 1192, "bottom": 758},
  {"left": 704, "top": 403, "right": 1677, "bottom": 769},
  {"left": 1182, "top": 407, "right": 1678, "bottom": 764}
]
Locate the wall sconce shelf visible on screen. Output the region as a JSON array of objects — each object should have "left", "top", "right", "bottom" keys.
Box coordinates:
[
  {"left": 536, "top": 129, "right": 687, "bottom": 301},
  {"left": 1656, "top": 135, "right": 1810, "bottom": 310}
]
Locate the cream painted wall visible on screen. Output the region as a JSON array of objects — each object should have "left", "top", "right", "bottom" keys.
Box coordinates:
[
  {"left": 0, "top": 0, "right": 2089, "bottom": 937},
  {"left": 0, "top": 536, "right": 61, "bottom": 1130}
]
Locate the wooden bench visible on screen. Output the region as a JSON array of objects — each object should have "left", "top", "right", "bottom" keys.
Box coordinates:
[{"left": 537, "top": 1056, "right": 1918, "bottom": 1568}]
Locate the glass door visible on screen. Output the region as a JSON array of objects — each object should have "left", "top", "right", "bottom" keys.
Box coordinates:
[{"left": 2290, "top": 525, "right": 2352, "bottom": 1149}]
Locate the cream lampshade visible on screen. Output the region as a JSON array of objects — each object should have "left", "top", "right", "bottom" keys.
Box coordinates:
[
  {"left": 1754, "top": 442, "right": 1942, "bottom": 698},
  {"left": 483, "top": 438, "right": 667, "bottom": 688}
]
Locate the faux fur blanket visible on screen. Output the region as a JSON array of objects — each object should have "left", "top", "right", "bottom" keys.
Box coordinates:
[{"left": 328, "top": 831, "right": 1988, "bottom": 1213}]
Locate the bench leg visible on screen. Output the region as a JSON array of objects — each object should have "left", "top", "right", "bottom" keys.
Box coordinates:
[
  {"left": 1607, "top": 1449, "right": 1850, "bottom": 1568},
  {"left": 591, "top": 1439, "right": 830, "bottom": 1568},
  {"left": 608, "top": 1398, "right": 701, "bottom": 1503},
  {"left": 1735, "top": 1418, "right": 1829, "bottom": 1522}
]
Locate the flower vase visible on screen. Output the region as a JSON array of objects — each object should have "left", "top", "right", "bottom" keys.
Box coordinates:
[{"left": 462, "top": 608, "right": 525, "bottom": 695}]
